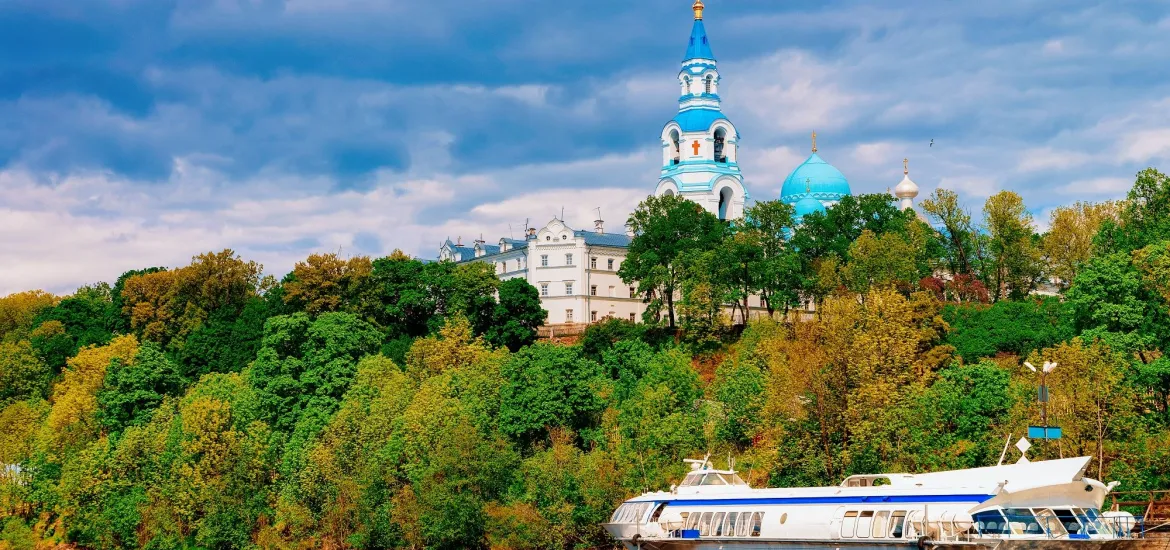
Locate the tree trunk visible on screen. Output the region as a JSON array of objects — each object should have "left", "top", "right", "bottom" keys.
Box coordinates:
[{"left": 666, "top": 283, "right": 676, "bottom": 328}]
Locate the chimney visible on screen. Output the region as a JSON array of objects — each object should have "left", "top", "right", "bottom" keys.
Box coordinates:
[
  {"left": 594, "top": 218, "right": 604, "bottom": 234},
  {"left": 474, "top": 233, "right": 485, "bottom": 246}
]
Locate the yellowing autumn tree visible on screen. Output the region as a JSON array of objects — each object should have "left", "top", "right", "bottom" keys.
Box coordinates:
[
  {"left": 38, "top": 334, "right": 139, "bottom": 456},
  {"left": 1043, "top": 201, "right": 1119, "bottom": 287}
]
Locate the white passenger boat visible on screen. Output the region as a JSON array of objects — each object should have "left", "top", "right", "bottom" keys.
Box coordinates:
[{"left": 605, "top": 456, "right": 1162, "bottom": 549}]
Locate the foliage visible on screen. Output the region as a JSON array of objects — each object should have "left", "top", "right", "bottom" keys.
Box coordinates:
[
  {"left": 620, "top": 193, "right": 726, "bottom": 327},
  {"left": 5, "top": 167, "right": 1170, "bottom": 548},
  {"left": 942, "top": 298, "right": 1074, "bottom": 363},
  {"left": 485, "top": 278, "right": 546, "bottom": 352}
]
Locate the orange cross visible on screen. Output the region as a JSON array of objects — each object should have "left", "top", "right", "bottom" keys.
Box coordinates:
[{"left": 692, "top": 140, "right": 701, "bottom": 155}]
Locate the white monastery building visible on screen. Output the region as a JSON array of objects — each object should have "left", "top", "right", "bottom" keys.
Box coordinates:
[{"left": 438, "top": 0, "right": 921, "bottom": 327}]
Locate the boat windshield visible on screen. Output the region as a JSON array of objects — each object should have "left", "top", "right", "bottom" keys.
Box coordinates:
[{"left": 679, "top": 472, "right": 749, "bottom": 487}]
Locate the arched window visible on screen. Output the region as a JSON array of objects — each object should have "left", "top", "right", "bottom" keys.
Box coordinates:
[
  {"left": 718, "top": 186, "right": 734, "bottom": 220},
  {"left": 705, "top": 75, "right": 713, "bottom": 94},
  {"left": 683, "top": 76, "right": 692, "bottom": 95},
  {"left": 670, "top": 129, "right": 681, "bottom": 165},
  {"left": 714, "top": 127, "right": 727, "bottom": 163}
]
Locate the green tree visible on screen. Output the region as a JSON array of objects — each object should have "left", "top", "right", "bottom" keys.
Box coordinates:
[
  {"left": 499, "top": 344, "right": 604, "bottom": 445},
  {"left": 248, "top": 312, "right": 383, "bottom": 433},
  {"left": 29, "top": 283, "right": 115, "bottom": 370},
  {"left": 620, "top": 194, "right": 726, "bottom": 328},
  {"left": 920, "top": 188, "right": 977, "bottom": 276},
  {"left": 485, "top": 278, "right": 546, "bottom": 352},
  {"left": 1067, "top": 252, "right": 1170, "bottom": 356},
  {"left": 96, "top": 341, "right": 184, "bottom": 434},
  {"left": 1107, "top": 168, "right": 1170, "bottom": 252},
  {"left": 981, "top": 191, "right": 1043, "bottom": 301},
  {"left": 736, "top": 200, "right": 802, "bottom": 317},
  {"left": 942, "top": 298, "right": 1074, "bottom": 363}
]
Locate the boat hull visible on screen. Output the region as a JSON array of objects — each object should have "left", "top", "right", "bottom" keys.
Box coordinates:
[{"left": 621, "top": 539, "right": 1170, "bottom": 550}]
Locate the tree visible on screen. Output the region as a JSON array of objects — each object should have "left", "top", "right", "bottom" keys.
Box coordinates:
[
  {"left": 282, "top": 253, "right": 375, "bottom": 316},
  {"left": 737, "top": 200, "right": 802, "bottom": 317},
  {"left": 485, "top": 278, "right": 546, "bottom": 352},
  {"left": 38, "top": 335, "right": 139, "bottom": 456},
  {"left": 840, "top": 229, "right": 922, "bottom": 293},
  {"left": 942, "top": 298, "right": 1073, "bottom": 363},
  {"left": 96, "top": 341, "right": 183, "bottom": 434},
  {"left": 620, "top": 194, "right": 726, "bottom": 328},
  {"left": 0, "top": 341, "right": 51, "bottom": 406},
  {"left": 0, "top": 291, "right": 57, "bottom": 344},
  {"left": 1067, "top": 252, "right": 1170, "bottom": 356},
  {"left": 1110, "top": 168, "right": 1170, "bottom": 252},
  {"left": 499, "top": 344, "right": 604, "bottom": 445},
  {"left": 248, "top": 312, "right": 383, "bottom": 433},
  {"left": 1133, "top": 240, "right": 1170, "bottom": 305},
  {"left": 920, "top": 188, "right": 977, "bottom": 276},
  {"left": 29, "top": 283, "right": 115, "bottom": 370},
  {"left": 1042, "top": 201, "right": 1119, "bottom": 288},
  {"left": 982, "top": 191, "right": 1043, "bottom": 301}
]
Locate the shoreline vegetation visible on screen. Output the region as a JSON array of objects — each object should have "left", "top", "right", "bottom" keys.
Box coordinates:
[{"left": 2, "top": 169, "right": 1170, "bottom": 549}]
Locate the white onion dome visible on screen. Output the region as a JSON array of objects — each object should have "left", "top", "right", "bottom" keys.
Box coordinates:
[{"left": 895, "top": 158, "right": 918, "bottom": 199}]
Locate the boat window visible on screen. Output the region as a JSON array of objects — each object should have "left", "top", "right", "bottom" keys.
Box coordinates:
[
  {"left": 890, "top": 511, "right": 907, "bottom": 538},
  {"left": 973, "top": 510, "right": 1008, "bottom": 535},
  {"left": 700, "top": 473, "right": 728, "bottom": 486},
  {"left": 857, "top": 511, "right": 874, "bottom": 538},
  {"left": 1004, "top": 508, "right": 1044, "bottom": 535},
  {"left": 1053, "top": 509, "right": 1082, "bottom": 534},
  {"left": 726, "top": 473, "right": 749, "bottom": 486},
  {"left": 751, "top": 512, "right": 763, "bottom": 537},
  {"left": 680, "top": 473, "right": 701, "bottom": 487},
  {"left": 726, "top": 512, "right": 739, "bottom": 536},
  {"left": 873, "top": 511, "right": 890, "bottom": 538},
  {"left": 712, "top": 512, "right": 726, "bottom": 536},
  {"left": 611, "top": 504, "right": 626, "bottom": 523},
  {"left": 1073, "top": 508, "right": 1104, "bottom": 535},
  {"left": 736, "top": 511, "right": 750, "bottom": 537},
  {"left": 842, "top": 511, "right": 858, "bottom": 538},
  {"left": 686, "top": 511, "right": 701, "bottom": 531},
  {"left": 650, "top": 503, "right": 667, "bottom": 523},
  {"left": 1084, "top": 508, "right": 1115, "bottom": 536},
  {"left": 699, "top": 512, "right": 714, "bottom": 536},
  {"left": 1035, "top": 508, "right": 1068, "bottom": 537}
]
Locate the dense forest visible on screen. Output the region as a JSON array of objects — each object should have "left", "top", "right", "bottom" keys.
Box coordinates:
[{"left": 2, "top": 169, "right": 1170, "bottom": 549}]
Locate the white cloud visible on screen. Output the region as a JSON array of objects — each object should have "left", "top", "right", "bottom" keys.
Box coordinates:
[
  {"left": 1016, "top": 147, "right": 1095, "bottom": 172},
  {"left": 1057, "top": 177, "right": 1131, "bottom": 196}
]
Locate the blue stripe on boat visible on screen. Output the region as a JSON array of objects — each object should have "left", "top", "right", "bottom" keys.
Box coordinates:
[{"left": 632, "top": 494, "right": 995, "bottom": 506}]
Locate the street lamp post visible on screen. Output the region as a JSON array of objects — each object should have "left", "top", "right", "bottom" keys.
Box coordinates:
[{"left": 1025, "top": 361, "right": 1058, "bottom": 436}]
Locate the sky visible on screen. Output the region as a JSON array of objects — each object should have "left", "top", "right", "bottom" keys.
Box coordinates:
[{"left": 3, "top": 0, "right": 1170, "bottom": 294}]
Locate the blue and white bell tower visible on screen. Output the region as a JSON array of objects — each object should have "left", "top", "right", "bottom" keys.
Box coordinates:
[{"left": 654, "top": 0, "right": 748, "bottom": 221}]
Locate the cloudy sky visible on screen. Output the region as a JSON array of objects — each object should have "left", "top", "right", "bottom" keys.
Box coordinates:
[{"left": 3, "top": 0, "right": 1169, "bottom": 294}]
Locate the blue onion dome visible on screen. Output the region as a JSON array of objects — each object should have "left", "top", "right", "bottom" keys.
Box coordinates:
[
  {"left": 780, "top": 153, "right": 852, "bottom": 204},
  {"left": 793, "top": 195, "right": 827, "bottom": 222}
]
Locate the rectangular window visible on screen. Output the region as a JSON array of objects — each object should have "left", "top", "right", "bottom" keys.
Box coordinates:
[
  {"left": 873, "top": 511, "right": 890, "bottom": 538},
  {"left": 726, "top": 512, "right": 739, "bottom": 537},
  {"left": 608, "top": 258, "right": 615, "bottom": 270},
  {"left": 609, "top": 285, "right": 615, "bottom": 297},
  {"left": 750, "top": 512, "right": 763, "bottom": 537},
  {"left": 590, "top": 285, "right": 597, "bottom": 296},
  {"left": 629, "top": 313, "right": 636, "bottom": 322},
  {"left": 629, "top": 286, "right": 636, "bottom": 298},
  {"left": 565, "top": 309, "right": 574, "bottom": 322},
  {"left": 590, "top": 257, "right": 597, "bottom": 269},
  {"left": 565, "top": 253, "right": 573, "bottom": 265},
  {"left": 591, "top": 311, "right": 597, "bottom": 322},
  {"left": 540, "top": 284, "right": 549, "bottom": 296},
  {"left": 857, "top": 511, "right": 874, "bottom": 538},
  {"left": 842, "top": 511, "right": 858, "bottom": 538},
  {"left": 541, "top": 255, "right": 548, "bottom": 267},
  {"left": 711, "top": 512, "right": 726, "bottom": 536},
  {"left": 890, "top": 511, "right": 907, "bottom": 538},
  {"left": 565, "top": 283, "right": 573, "bottom": 295},
  {"left": 699, "top": 512, "right": 714, "bottom": 536}
]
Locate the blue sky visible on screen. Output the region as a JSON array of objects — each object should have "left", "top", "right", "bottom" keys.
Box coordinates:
[{"left": 3, "top": 0, "right": 1170, "bottom": 293}]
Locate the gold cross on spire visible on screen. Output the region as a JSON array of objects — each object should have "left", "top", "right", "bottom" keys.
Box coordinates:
[
  {"left": 903, "top": 158, "right": 909, "bottom": 175},
  {"left": 692, "top": 0, "right": 704, "bottom": 20},
  {"left": 811, "top": 131, "right": 818, "bottom": 153}
]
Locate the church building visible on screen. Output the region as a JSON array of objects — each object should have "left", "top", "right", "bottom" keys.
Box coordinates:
[{"left": 438, "top": 0, "right": 920, "bottom": 327}]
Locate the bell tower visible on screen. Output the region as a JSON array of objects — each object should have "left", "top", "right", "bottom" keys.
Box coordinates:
[{"left": 654, "top": 0, "right": 748, "bottom": 221}]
